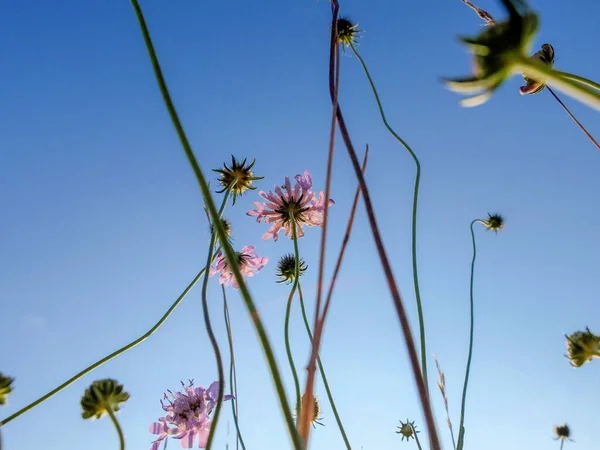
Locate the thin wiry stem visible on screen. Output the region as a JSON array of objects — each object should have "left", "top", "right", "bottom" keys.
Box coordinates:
[
  {"left": 327, "top": 2, "right": 440, "bottom": 449},
  {"left": 560, "top": 439, "right": 565, "bottom": 450},
  {"left": 546, "top": 87, "right": 600, "bottom": 151},
  {"left": 222, "top": 286, "right": 247, "bottom": 450},
  {"left": 349, "top": 41, "right": 429, "bottom": 395},
  {"left": 412, "top": 425, "right": 424, "bottom": 450},
  {"left": 299, "top": 19, "right": 342, "bottom": 443},
  {"left": 202, "top": 188, "right": 232, "bottom": 450},
  {"left": 0, "top": 262, "right": 215, "bottom": 426},
  {"left": 298, "top": 284, "right": 352, "bottom": 450},
  {"left": 456, "top": 219, "right": 479, "bottom": 450},
  {"left": 127, "top": 2, "right": 302, "bottom": 448},
  {"left": 106, "top": 407, "right": 126, "bottom": 450}
]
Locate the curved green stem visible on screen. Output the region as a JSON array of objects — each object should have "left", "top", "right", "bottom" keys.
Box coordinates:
[
  {"left": 285, "top": 215, "right": 302, "bottom": 424},
  {"left": 1, "top": 263, "right": 214, "bottom": 426},
  {"left": 515, "top": 56, "right": 600, "bottom": 111},
  {"left": 349, "top": 42, "right": 428, "bottom": 394},
  {"left": 222, "top": 286, "right": 247, "bottom": 450},
  {"left": 203, "top": 188, "right": 232, "bottom": 450},
  {"left": 128, "top": 2, "right": 302, "bottom": 448},
  {"left": 456, "top": 220, "right": 479, "bottom": 450},
  {"left": 412, "top": 424, "right": 423, "bottom": 450},
  {"left": 298, "top": 284, "right": 352, "bottom": 450},
  {"left": 106, "top": 407, "right": 125, "bottom": 450}
]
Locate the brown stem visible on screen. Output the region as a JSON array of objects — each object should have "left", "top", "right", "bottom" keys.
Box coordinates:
[{"left": 321, "top": 2, "right": 441, "bottom": 449}]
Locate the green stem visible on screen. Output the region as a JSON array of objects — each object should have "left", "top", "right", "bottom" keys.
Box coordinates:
[
  {"left": 349, "top": 42, "right": 428, "bottom": 394},
  {"left": 106, "top": 407, "right": 125, "bottom": 450},
  {"left": 515, "top": 56, "right": 600, "bottom": 111},
  {"left": 285, "top": 215, "right": 302, "bottom": 424},
  {"left": 203, "top": 188, "right": 232, "bottom": 450},
  {"left": 560, "top": 439, "right": 565, "bottom": 450},
  {"left": 456, "top": 220, "right": 479, "bottom": 450},
  {"left": 298, "top": 284, "right": 352, "bottom": 450},
  {"left": 557, "top": 70, "right": 600, "bottom": 92},
  {"left": 1, "top": 263, "right": 214, "bottom": 426},
  {"left": 128, "top": 2, "right": 302, "bottom": 448},
  {"left": 412, "top": 424, "right": 423, "bottom": 450},
  {"left": 222, "top": 286, "right": 247, "bottom": 450}
]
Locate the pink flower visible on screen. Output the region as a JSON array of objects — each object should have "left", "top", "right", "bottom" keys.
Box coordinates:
[
  {"left": 149, "top": 380, "right": 232, "bottom": 450},
  {"left": 209, "top": 245, "right": 268, "bottom": 289},
  {"left": 247, "top": 171, "right": 334, "bottom": 241}
]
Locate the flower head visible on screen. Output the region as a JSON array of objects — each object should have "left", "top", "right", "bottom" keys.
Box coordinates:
[
  {"left": 396, "top": 419, "right": 419, "bottom": 442},
  {"left": 247, "top": 171, "right": 334, "bottom": 242},
  {"left": 479, "top": 213, "right": 504, "bottom": 232},
  {"left": 81, "top": 379, "right": 130, "bottom": 420},
  {"left": 565, "top": 328, "right": 600, "bottom": 367},
  {"left": 554, "top": 424, "right": 573, "bottom": 442},
  {"left": 210, "top": 218, "right": 233, "bottom": 244},
  {"left": 520, "top": 43, "right": 555, "bottom": 95},
  {"left": 335, "top": 17, "right": 362, "bottom": 47},
  {"left": 295, "top": 394, "right": 324, "bottom": 428},
  {"left": 445, "top": 0, "right": 539, "bottom": 106},
  {"left": 213, "top": 156, "right": 263, "bottom": 204},
  {"left": 276, "top": 254, "right": 308, "bottom": 284},
  {"left": 149, "top": 380, "right": 233, "bottom": 450},
  {"left": 0, "top": 373, "right": 14, "bottom": 406},
  {"left": 209, "top": 245, "right": 268, "bottom": 289}
]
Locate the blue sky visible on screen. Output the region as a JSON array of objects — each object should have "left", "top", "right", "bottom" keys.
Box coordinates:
[{"left": 1, "top": 0, "right": 599, "bottom": 449}]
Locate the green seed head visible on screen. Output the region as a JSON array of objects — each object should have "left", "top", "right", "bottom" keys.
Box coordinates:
[
  {"left": 213, "top": 156, "right": 263, "bottom": 204},
  {"left": 566, "top": 328, "right": 600, "bottom": 368},
  {"left": 276, "top": 254, "right": 308, "bottom": 284},
  {"left": 81, "top": 379, "right": 130, "bottom": 420},
  {"left": 0, "top": 373, "right": 14, "bottom": 406}
]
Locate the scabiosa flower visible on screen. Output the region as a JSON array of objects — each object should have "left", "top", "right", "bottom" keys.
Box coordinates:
[
  {"left": 554, "top": 424, "right": 573, "bottom": 443},
  {"left": 247, "top": 171, "right": 335, "bottom": 242},
  {"left": 213, "top": 156, "right": 263, "bottom": 205},
  {"left": 209, "top": 245, "right": 268, "bottom": 289},
  {"left": 210, "top": 218, "right": 233, "bottom": 243},
  {"left": 149, "top": 380, "right": 233, "bottom": 450},
  {"left": 396, "top": 419, "right": 419, "bottom": 442},
  {"left": 276, "top": 254, "right": 308, "bottom": 284},
  {"left": 445, "top": 0, "right": 539, "bottom": 106},
  {"left": 478, "top": 213, "right": 504, "bottom": 232},
  {"left": 336, "top": 17, "right": 362, "bottom": 47},
  {"left": 0, "top": 373, "right": 14, "bottom": 406},
  {"left": 565, "top": 328, "right": 600, "bottom": 367},
  {"left": 81, "top": 379, "right": 130, "bottom": 420},
  {"left": 520, "top": 43, "right": 555, "bottom": 95}
]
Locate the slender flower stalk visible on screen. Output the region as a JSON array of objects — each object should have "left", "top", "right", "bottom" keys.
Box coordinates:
[
  {"left": 456, "top": 215, "right": 504, "bottom": 450},
  {"left": 107, "top": 408, "right": 126, "bottom": 450},
  {"left": 128, "top": 2, "right": 302, "bottom": 447},
  {"left": 0, "top": 262, "right": 218, "bottom": 427},
  {"left": 201, "top": 186, "right": 233, "bottom": 450},
  {"left": 298, "top": 284, "right": 352, "bottom": 450},
  {"left": 346, "top": 33, "right": 429, "bottom": 394},
  {"left": 222, "top": 286, "right": 247, "bottom": 450},
  {"left": 326, "top": 3, "right": 441, "bottom": 449}
]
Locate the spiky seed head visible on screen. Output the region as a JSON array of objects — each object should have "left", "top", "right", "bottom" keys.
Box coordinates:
[
  {"left": 213, "top": 156, "right": 263, "bottom": 204},
  {"left": 81, "top": 379, "right": 130, "bottom": 420},
  {"left": 566, "top": 328, "right": 600, "bottom": 368},
  {"left": 336, "top": 17, "right": 362, "bottom": 46},
  {"left": 396, "top": 419, "right": 419, "bottom": 441},
  {"left": 554, "top": 424, "right": 572, "bottom": 441},
  {"left": 481, "top": 213, "right": 504, "bottom": 232},
  {"left": 276, "top": 254, "right": 308, "bottom": 284}
]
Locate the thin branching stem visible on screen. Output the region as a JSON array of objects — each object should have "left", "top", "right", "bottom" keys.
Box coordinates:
[
  {"left": 297, "top": 284, "right": 352, "bottom": 450},
  {"left": 222, "top": 286, "right": 247, "bottom": 450},
  {"left": 349, "top": 41, "right": 428, "bottom": 394},
  {"left": 326, "top": 2, "right": 440, "bottom": 449},
  {"left": 128, "top": 2, "right": 302, "bottom": 447}
]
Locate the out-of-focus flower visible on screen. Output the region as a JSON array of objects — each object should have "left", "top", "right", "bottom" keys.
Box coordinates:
[
  {"left": 276, "top": 254, "right": 308, "bottom": 284},
  {"left": 554, "top": 424, "right": 573, "bottom": 443},
  {"left": 213, "top": 156, "right": 263, "bottom": 204},
  {"left": 396, "top": 419, "right": 419, "bottom": 442},
  {"left": 209, "top": 245, "right": 268, "bottom": 289},
  {"left": 81, "top": 379, "right": 130, "bottom": 420},
  {"left": 335, "top": 17, "right": 362, "bottom": 47},
  {"left": 295, "top": 394, "right": 324, "bottom": 428},
  {"left": 478, "top": 213, "right": 504, "bottom": 233},
  {"left": 520, "top": 43, "right": 555, "bottom": 95},
  {"left": 247, "top": 171, "right": 334, "bottom": 242},
  {"left": 445, "top": 0, "right": 539, "bottom": 106},
  {"left": 210, "top": 218, "right": 233, "bottom": 244},
  {"left": 0, "top": 373, "right": 14, "bottom": 406},
  {"left": 149, "top": 380, "right": 233, "bottom": 450},
  {"left": 566, "top": 328, "right": 600, "bottom": 367}
]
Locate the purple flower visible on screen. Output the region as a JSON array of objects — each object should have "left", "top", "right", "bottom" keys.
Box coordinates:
[
  {"left": 209, "top": 245, "right": 268, "bottom": 289},
  {"left": 247, "top": 171, "right": 334, "bottom": 242},
  {"left": 149, "top": 380, "right": 233, "bottom": 450}
]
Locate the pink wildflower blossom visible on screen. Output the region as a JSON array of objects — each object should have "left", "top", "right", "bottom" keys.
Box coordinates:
[
  {"left": 149, "top": 380, "right": 232, "bottom": 450},
  {"left": 209, "top": 245, "right": 268, "bottom": 289},
  {"left": 247, "top": 171, "right": 334, "bottom": 241}
]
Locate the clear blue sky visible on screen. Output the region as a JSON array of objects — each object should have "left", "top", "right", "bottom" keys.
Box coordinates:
[{"left": 1, "top": 0, "right": 599, "bottom": 449}]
